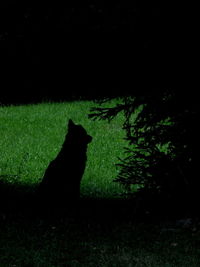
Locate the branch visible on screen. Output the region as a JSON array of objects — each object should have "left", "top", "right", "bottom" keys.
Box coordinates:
[{"left": 89, "top": 104, "right": 125, "bottom": 122}]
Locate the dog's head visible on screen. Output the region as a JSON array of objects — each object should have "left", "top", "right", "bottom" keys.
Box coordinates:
[{"left": 68, "top": 119, "right": 92, "bottom": 144}]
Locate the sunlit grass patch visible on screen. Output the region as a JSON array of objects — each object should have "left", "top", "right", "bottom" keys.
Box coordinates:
[{"left": 0, "top": 100, "right": 127, "bottom": 198}]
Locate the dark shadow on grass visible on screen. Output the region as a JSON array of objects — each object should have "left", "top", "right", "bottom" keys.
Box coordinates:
[
  {"left": 1, "top": 177, "right": 193, "bottom": 225},
  {"left": 0, "top": 182, "right": 145, "bottom": 223},
  {"left": 1, "top": 178, "right": 199, "bottom": 226},
  {"left": 0, "top": 177, "right": 37, "bottom": 215},
  {"left": 78, "top": 196, "right": 190, "bottom": 224}
]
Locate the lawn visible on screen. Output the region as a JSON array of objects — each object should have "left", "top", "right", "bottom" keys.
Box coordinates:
[
  {"left": 0, "top": 100, "right": 200, "bottom": 267},
  {"left": 0, "top": 100, "right": 127, "bottom": 198}
]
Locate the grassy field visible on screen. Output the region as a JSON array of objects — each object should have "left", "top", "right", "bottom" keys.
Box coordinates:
[
  {"left": 1, "top": 100, "right": 200, "bottom": 267},
  {"left": 0, "top": 100, "right": 127, "bottom": 198}
]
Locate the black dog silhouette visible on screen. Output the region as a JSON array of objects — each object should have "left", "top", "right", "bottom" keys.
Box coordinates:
[{"left": 38, "top": 119, "right": 92, "bottom": 209}]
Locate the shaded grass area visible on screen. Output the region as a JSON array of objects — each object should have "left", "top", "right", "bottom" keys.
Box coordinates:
[
  {"left": 1, "top": 210, "right": 200, "bottom": 267},
  {"left": 1, "top": 101, "right": 200, "bottom": 266}
]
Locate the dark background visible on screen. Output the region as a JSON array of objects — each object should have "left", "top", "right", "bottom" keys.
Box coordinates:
[{"left": 0, "top": 4, "right": 196, "bottom": 104}]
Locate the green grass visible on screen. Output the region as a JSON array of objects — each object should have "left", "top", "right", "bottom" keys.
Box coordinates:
[
  {"left": 1, "top": 100, "right": 200, "bottom": 267},
  {"left": 0, "top": 100, "right": 127, "bottom": 198}
]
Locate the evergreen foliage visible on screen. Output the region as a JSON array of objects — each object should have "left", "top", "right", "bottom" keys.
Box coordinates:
[{"left": 89, "top": 90, "right": 200, "bottom": 215}]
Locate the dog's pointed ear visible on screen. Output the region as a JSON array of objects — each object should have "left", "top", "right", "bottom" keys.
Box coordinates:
[{"left": 68, "top": 119, "right": 75, "bottom": 128}]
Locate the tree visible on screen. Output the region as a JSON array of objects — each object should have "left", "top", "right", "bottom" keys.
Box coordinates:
[{"left": 89, "top": 89, "right": 200, "bottom": 215}]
